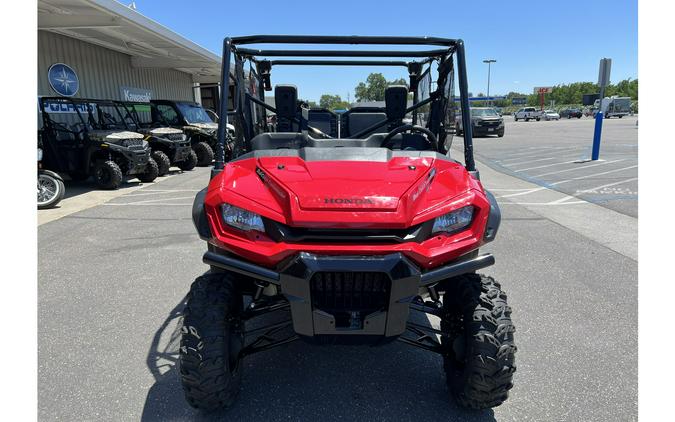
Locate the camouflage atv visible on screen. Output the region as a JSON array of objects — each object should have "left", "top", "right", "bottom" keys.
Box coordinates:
[
  {"left": 39, "top": 97, "right": 158, "bottom": 189},
  {"left": 118, "top": 101, "right": 197, "bottom": 175}
]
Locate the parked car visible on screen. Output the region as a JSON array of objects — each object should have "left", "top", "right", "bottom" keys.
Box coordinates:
[
  {"left": 541, "top": 109, "right": 560, "bottom": 121},
  {"left": 514, "top": 107, "right": 540, "bottom": 121},
  {"left": 39, "top": 97, "right": 158, "bottom": 189},
  {"left": 560, "top": 108, "right": 583, "bottom": 119},
  {"left": 454, "top": 107, "right": 505, "bottom": 137}
]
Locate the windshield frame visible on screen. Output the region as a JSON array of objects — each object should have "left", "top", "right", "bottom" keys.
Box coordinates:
[
  {"left": 176, "top": 102, "right": 215, "bottom": 125},
  {"left": 471, "top": 108, "right": 499, "bottom": 117}
]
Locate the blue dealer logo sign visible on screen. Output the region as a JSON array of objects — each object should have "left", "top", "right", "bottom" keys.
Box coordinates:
[{"left": 48, "top": 63, "right": 79, "bottom": 97}]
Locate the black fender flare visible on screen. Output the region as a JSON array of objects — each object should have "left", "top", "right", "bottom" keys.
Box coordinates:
[
  {"left": 192, "top": 187, "right": 212, "bottom": 241},
  {"left": 483, "top": 190, "right": 501, "bottom": 242}
]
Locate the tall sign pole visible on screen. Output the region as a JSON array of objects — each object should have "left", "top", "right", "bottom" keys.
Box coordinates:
[
  {"left": 592, "top": 58, "right": 612, "bottom": 160},
  {"left": 483, "top": 59, "right": 496, "bottom": 106},
  {"left": 533, "top": 87, "right": 552, "bottom": 111}
]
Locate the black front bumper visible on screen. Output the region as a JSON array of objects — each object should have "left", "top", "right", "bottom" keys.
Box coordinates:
[
  {"left": 203, "top": 251, "right": 495, "bottom": 338},
  {"left": 171, "top": 142, "right": 192, "bottom": 163},
  {"left": 124, "top": 147, "right": 151, "bottom": 175},
  {"left": 473, "top": 124, "right": 504, "bottom": 135}
]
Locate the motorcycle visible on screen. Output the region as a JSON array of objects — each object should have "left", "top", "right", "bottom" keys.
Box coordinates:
[{"left": 38, "top": 146, "right": 65, "bottom": 209}]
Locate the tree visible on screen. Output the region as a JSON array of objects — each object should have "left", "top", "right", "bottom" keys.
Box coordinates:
[
  {"left": 319, "top": 94, "right": 350, "bottom": 111},
  {"left": 354, "top": 73, "right": 408, "bottom": 102}
]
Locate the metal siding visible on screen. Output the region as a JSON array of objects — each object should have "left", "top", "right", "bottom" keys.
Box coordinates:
[{"left": 38, "top": 31, "right": 194, "bottom": 101}]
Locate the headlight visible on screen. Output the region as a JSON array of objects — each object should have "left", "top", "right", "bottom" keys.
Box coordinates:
[
  {"left": 432, "top": 206, "right": 474, "bottom": 234},
  {"left": 221, "top": 203, "right": 265, "bottom": 232}
]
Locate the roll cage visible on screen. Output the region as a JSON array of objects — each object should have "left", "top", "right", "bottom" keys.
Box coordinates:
[
  {"left": 40, "top": 97, "right": 135, "bottom": 133},
  {"left": 214, "top": 35, "right": 476, "bottom": 175}
]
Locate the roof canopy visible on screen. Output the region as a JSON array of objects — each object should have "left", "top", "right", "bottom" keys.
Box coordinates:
[{"left": 38, "top": 0, "right": 221, "bottom": 83}]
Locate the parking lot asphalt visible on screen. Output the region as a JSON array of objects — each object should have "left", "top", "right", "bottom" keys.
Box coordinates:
[
  {"left": 38, "top": 118, "right": 637, "bottom": 421},
  {"left": 457, "top": 116, "right": 638, "bottom": 218}
]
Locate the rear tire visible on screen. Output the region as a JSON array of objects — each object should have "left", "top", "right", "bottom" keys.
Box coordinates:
[
  {"left": 441, "top": 274, "right": 516, "bottom": 409},
  {"left": 193, "top": 142, "right": 214, "bottom": 167},
  {"left": 94, "top": 160, "right": 123, "bottom": 190},
  {"left": 137, "top": 157, "right": 159, "bottom": 183},
  {"left": 178, "top": 149, "right": 198, "bottom": 171},
  {"left": 37, "top": 170, "right": 65, "bottom": 209},
  {"left": 179, "top": 272, "right": 244, "bottom": 411},
  {"left": 151, "top": 150, "right": 171, "bottom": 176}
]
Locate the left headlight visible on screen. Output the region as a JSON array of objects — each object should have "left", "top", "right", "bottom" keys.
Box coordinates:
[
  {"left": 221, "top": 203, "right": 265, "bottom": 232},
  {"left": 432, "top": 206, "right": 474, "bottom": 234}
]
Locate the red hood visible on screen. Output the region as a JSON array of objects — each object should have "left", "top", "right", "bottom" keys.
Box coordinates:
[
  {"left": 258, "top": 157, "right": 425, "bottom": 211},
  {"left": 214, "top": 154, "right": 481, "bottom": 228}
]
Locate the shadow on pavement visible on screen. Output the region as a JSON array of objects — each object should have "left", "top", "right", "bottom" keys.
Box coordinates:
[
  {"left": 60, "top": 168, "right": 185, "bottom": 201},
  {"left": 141, "top": 295, "right": 496, "bottom": 422}
]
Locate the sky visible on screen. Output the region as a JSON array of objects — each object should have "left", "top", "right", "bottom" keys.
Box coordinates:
[{"left": 130, "top": 0, "right": 637, "bottom": 102}]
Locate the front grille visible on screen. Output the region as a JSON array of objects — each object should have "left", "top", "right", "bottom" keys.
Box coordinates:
[
  {"left": 481, "top": 120, "right": 501, "bottom": 127},
  {"left": 120, "top": 138, "right": 144, "bottom": 149},
  {"left": 263, "top": 219, "right": 429, "bottom": 243},
  {"left": 164, "top": 133, "right": 185, "bottom": 141},
  {"left": 310, "top": 272, "right": 391, "bottom": 328}
]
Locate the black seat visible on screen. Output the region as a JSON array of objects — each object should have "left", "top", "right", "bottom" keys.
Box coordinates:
[
  {"left": 385, "top": 85, "right": 408, "bottom": 122},
  {"left": 275, "top": 85, "right": 297, "bottom": 132}
]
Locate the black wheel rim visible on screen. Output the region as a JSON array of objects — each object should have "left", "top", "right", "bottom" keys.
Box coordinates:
[{"left": 96, "top": 167, "right": 111, "bottom": 185}]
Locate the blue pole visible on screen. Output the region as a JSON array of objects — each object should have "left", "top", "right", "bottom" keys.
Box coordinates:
[{"left": 591, "top": 111, "right": 604, "bottom": 160}]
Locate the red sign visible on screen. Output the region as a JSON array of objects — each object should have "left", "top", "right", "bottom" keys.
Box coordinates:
[{"left": 534, "top": 87, "right": 553, "bottom": 94}]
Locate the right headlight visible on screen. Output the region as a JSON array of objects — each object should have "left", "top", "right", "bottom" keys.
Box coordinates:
[
  {"left": 221, "top": 203, "right": 265, "bottom": 232},
  {"left": 432, "top": 206, "right": 474, "bottom": 234}
]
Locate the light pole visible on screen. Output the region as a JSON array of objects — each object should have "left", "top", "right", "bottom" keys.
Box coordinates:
[{"left": 483, "top": 59, "right": 496, "bottom": 106}]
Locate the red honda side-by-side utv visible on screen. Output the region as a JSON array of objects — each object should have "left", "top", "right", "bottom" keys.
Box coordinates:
[{"left": 183, "top": 35, "right": 516, "bottom": 412}]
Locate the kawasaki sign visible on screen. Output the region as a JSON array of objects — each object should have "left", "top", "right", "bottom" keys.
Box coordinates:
[{"left": 120, "top": 86, "right": 153, "bottom": 102}]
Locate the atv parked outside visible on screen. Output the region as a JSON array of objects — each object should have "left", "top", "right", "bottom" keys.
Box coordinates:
[
  {"left": 118, "top": 101, "right": 197, "bottom": 174},
  {"left": 184, "top": 36, "right": 516, "bottom": 412},
  {"left": 39, "top": 97, "right": 158, "bottom": 189},
  {"left": 150, "top": 100, "right": 235, "bottom": 166}
]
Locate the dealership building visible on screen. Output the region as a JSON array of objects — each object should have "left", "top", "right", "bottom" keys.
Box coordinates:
[{"left": 38, "top": 0, "right": 223, "bottom": 110}]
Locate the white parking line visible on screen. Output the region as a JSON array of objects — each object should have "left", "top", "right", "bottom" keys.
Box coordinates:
[
  {"left": 552, "top": 165, "right": 638, "bottom": 184},
  {"left": 115, "top": 196, "right": 196, "bottom": 205},
  {"left": 577, "top": 177, "right": 638, "bottom": 193},
  {"left": 532, "top": 159, "right": 626, "bottom": 177},
  {"left": 501, "top": 200, "right": 588, "bottom": 206},
  {"left": 489, "top": 188, "right": 535, "bottom": 191},
  {"left": 493, "top": 166, "right": 638, "bottom": 202},
  {"left": 513, "top": 160, "right": 578, "bottom": 172},
  {"left": 505, "top": 157, "right": 557, "bottom": 167},
  {"left": 103, "top": 203, "right": 192, "bottom": 206},
  {"left": 125, "top": 189, "right": 201, "bottom": 196},
  {"left": 497, "top": 146, "right": 585, "bottom": 161},
  {"left": 506, "top": 150, "right": 591, "bottom": 168},
  {"left": 498, "top": 187, "right": 548, "bottom": 198}
]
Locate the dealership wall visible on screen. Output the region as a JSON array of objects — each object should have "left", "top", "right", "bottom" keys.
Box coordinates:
[{"left": 38, "top": 31, "right": 195, "bottom": 101}]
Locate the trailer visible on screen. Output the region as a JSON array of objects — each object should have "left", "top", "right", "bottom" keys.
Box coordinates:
[{"left": 593, "top": 96, "right": 632, "bottom": 119}]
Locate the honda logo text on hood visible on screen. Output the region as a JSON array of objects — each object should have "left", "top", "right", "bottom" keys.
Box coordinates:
[{"left": 324, "top": 198, "right": 375, "bottom": 205}]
